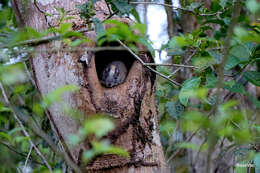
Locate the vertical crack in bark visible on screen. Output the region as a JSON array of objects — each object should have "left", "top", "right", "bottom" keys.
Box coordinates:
[
  {"left": 33, "top": 0, "right": 52, "bottom": 27},
  {"left": 10, "top": 0, "right": 25, "bottom": 27}
]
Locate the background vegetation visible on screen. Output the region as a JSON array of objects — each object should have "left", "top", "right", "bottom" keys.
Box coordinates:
[{"left": 0, "top": 0, "right": 260, "bottom": 172}]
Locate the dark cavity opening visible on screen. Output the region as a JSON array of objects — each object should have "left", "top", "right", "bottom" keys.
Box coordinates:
[{"left": 95, "top": 42, "right": 135, "bottom": 87}]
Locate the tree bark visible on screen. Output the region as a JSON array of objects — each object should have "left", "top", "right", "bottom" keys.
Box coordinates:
[{"left": 11, "top": 0, "right": 169, "bottom": 172}]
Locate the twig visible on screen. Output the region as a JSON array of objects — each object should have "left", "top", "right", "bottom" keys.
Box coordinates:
[
  {"left": 117, "top": 40, "right": 181, "bottom": 87},
  {"left": 193, "top": 138, "right": 207, "bottom": 166},
  {"left": 23, "top": 145, "right": 33, "bottom": 173},
  {"left": 223, "top": 64, "right": 251, "bottom": 102},
  {"left": 23, "top": 62, "right": 36, "bottom": 86},
  {"left": 168, "top": 49, "right": 197, "bottom": 78},
  {"left": 0, "top": 141, "right": 44, "bottom": 165},
  {"left": 167, "top": 127, "right": 200, "bottom": 163},
  {"left": 0, "top": 28, "right": 91, "bottom": 49},
  {"left": 144, "top": 63, "right": 198, "bottom": 69},
  {"left": 0, "top": 82, "right": 82, "bottom": 173},
  {"left": 130, "top": 1, "right": 224, "bottom": 16},
  {"left": 105, "top": 0, "right": 112, "bottom": 16},
  {"left": 167, "top": 106, "right": 216, "bottom": 163},
  {"left": 0, "top": 82, "right": 53, "bottom": 173}
]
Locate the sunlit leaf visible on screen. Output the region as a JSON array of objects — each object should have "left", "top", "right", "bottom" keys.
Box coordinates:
[
  {"left": 42, "top": 85, "right": 79, "bottom": 109},
  {"left": 83, "top": 116, "right": 114, "bottom": 138},
  {"left": 0, "top": 63, "right": 27, "bottom": 85},
  {"left": 0, "top": 132, "right": 11, "bottom": 141}
]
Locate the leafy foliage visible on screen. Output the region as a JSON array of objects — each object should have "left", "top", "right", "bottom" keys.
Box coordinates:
[{"left": 0, "top": 0, "right": 260, "bottom": 172}]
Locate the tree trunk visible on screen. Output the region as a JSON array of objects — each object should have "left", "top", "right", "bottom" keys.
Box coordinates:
[
  {"left": 11, "top": 0, "right": 169, "bottom": 172},
  {"left": 164, "top": 0, "right": 176, "bottom": 37}
]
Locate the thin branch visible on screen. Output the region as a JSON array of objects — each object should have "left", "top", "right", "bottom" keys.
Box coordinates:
[
  {"left": 167, "top": 106, "right": 216, "bottom": 163},
  {"left": 0, "top": 82, "right": 82, "bottom": 173},
  {"left": 144, "top": 63, "right": 198, "bottom": 69},
  {"left": 214, "top": 0, "right": 241, "bottom": 114},
  {"left": 168, "top": 49, "right": 198, "bottom": 78},
  {"left": 23, "top": 62, "right": 36, "bottom": 87},
  {"left": 223, "top": 63, "right": 252, "bottom": 102},
  {"left": 0, "top": 28, "right": 91, "bottom": 49},
  {"left": 0, "top": 82, "right": 53, "bottom": 173},
  {"left": 105, "top": 0, "right": 112, "bottom": 15},
  {"left": 167, "top": 127, "right": 200, "bottom": 163},
  {"left": 23, "top": 145, "right": 33, "bottom": 173},
  {"left": 130, "top": 1, "right": 224, "bottom": 16},
  {"left": 117, "top": 40, "right": 181, "bottom": 87}
]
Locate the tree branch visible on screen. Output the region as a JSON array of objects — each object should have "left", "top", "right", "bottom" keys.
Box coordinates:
[
  {"left": 0, "top": 82, "right": 53, "bottom": 173},
  {"left": 130, "top": 1, "right": 225, "bottom": 17},
  {"left": 23, "top": 145, "right": 33, "bottom": 172},
  {"left": 206, "top": 1, "right": 241, "bottom": 172},
  {"left": 117, "top": 40, "right": 181, "bottom": 87},
  {"left": 168, "top": 49, "right": 198, "bottom": 78},
  {"left": 0, "top": 82, "right": 82, "bottom": 173}
]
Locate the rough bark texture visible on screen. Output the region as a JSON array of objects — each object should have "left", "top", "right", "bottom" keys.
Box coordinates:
[{"left": 11, "top": 0, "right": 169, "bottom": 172}]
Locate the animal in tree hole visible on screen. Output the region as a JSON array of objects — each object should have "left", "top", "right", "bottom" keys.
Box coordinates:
[{"left": 100, "top": 61, "right": 127, "bottom": 87}]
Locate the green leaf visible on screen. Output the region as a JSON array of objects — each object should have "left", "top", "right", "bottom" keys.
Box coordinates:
[
  {"left": 83, "top": 116, "right": 114, "bottom": 138},
  {"left": 223, "top": 81, "right": 246, "bottom": 94},
  {"left": 0, "top": 132, "right": 11, "bottom": 141},
  {"left": 130, "top": 8, "right": 141, "bottom": 23},
  {"left": 159, "top": 120, "right": 176, "bottom": 137},
  {"left": 234, "top": 27, "right": 260, "bottom": 43},
  {"left": 206, "top": 72, "right": 217, "bottom": 88},
  {"left": 177, "top": 142, "right": 200, "bottom": 151},
  {"left": 220, "top": 0, "right": 229, "bottom": 8},
  {"left": 93, "top": 140, "right": 128, "bottom": 156},
  {"left": 0, "top": 116, "right": 7, "bottom": 124},
  {"left": 225, "top": 55, "right": 240, "bottom": 70},
  {"left": 210, "top": 0, "right": 222, "bottom": 12},
  {"left": 93, "top": 140, "right": 129, "bottom": 156},
  {"left": 247, "top": 93, "right": 260, "bottom": 109},
  {"left": 76, "top": 1, "right": 95, "bottom": 21},
  {"left": 230, "top": 44, "right": 251, "bottom": 62},
  {"left": 83, "top": 140, "right": 129, "bottom": 162},
  {"left": 0, "top": 102, "right": 11, "bottom": 113},
  {"left": 112, "top": 0, "right": 134, "bottom": 15},
  {"left": 246, "top": 0, "right": 260, "bottom": 14},
  {"left": 67, "top": 134, "right": 81, "bottom": 146},
  {"left": 182, "top": 111, "right": 210, "bottom": 131},
  {"left": 192, "top": 56, "right": 214, "bottom": 71},
  {"left": 58, "top": 23, "right": 72, "bottom": 34},
  {"left": 179, "top": 77, "right": 201, "bottom": 106},
  {"left": 225, "top": 44, "right": 252, "bottom": 70},
  {"left": 93, "top": 18, "right": 105, "bottom": 35},
  {"left": 166, "top": 101, "right": 184, "bottom": 119},
  {"left": 0, "top": 63, "right": 27, "bottom": 85},
  {"left": 208, "top": 50, "right": 223, "bottom": 64},
  {"left": 186, "top": 2, "right": 202, "bottom": 11},
  {"left": 244, "top": 71, "right": 260, "bottom": 86},
  {"left": 42, "top": 85, "right": 79, "bottom": 108},
  {"left": 8, "top": 127, "right": 23, "bottom": 136}
]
